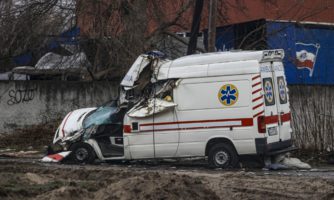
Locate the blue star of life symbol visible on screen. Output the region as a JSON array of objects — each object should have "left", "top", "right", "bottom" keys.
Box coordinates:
[
  {"left": 220, "top": 85, "right": 237, "bottom": 105},
  {"left": 265, "top": 83, "right": 273, "bottom": 101},
  {"left": 279, "top": 83, "right": 285, "bottom": 98}
]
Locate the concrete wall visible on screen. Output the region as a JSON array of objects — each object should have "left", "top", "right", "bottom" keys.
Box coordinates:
[
  {"left": 1, "top": 81, "right": 333, "bottom": 151},
  {"left": 0, "top": 81, "right": 119, "bottom": 134}
]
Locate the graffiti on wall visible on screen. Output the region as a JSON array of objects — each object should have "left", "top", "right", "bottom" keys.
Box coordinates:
[{"left": 7, "top": 84, "right": 37, "bottom": 105}]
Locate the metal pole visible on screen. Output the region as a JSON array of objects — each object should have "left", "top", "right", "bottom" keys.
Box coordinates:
[
  {"left": 208, "top": 0, "right": 217, "bottom": 52},
  {"left": 187, "top": 0, "right": 204, "bottom": 55}
]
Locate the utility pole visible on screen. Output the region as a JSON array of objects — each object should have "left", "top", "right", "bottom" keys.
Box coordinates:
[
  {"left": 207, "top": 0, "right": 217, "bottom": 52},
  {"left": 187, "top": 0, "right": 204, "bottom": 55}
]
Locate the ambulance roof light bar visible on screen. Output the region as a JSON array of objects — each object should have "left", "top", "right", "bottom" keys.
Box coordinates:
[{"left": 262, "top": 49, "right": 285, "bottom": 61}]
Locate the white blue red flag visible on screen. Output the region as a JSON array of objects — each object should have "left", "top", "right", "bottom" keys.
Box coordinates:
[{"left": 295, "top": 42, "right": 320, "bottom": 77}]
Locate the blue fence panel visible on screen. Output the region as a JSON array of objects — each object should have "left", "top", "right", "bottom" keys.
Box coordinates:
[
  {"left": 203, "top": 26, "right": 235, "bottom": 51},
  {"left": 47, "top": 27, "right": 80, "bottom": 49},
  {"left": 215, "top": 26, "right": 235, "bottom": 51},
  {"left": 13, "top": 27, "right": 80, "bottom": 67},
  {"left": 13, "top": 52, "right": 33, "bottom": 66},
  {"left": 267, "top": 21, "right": 334, "bottom": 85}
]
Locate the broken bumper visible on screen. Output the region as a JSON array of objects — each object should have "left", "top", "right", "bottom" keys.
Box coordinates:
[
  {"left": 255, "top": 138, "right": 298, "bottom": 156},
  {"left": 47, "top": 141, "right": 72, "bottom": 155},
  {"left": 41, "top": 151, "right": 71, "bottom": 162}
]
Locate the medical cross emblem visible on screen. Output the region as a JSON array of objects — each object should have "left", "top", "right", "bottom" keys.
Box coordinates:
[
  {"left": 218, "top": 84, "right": 239, "bottom": 106},
  {"left": 278, "top": 80, "right": 286, "bottom": 101},
  {"left": 265, "top": 81, "right": 274, "bottom": 103},
  {"left": 277, "top": 77, "right": 287, "bottom": 104}
]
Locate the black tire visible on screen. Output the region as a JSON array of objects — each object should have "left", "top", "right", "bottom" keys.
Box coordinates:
[
  {"left": 69, "top": 142, "right": 96, "bottom": 164},
  {"left": 208, "top": 143, "right": 239, "bottom": 168}
]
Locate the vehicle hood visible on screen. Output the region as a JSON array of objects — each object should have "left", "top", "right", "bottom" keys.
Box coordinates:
[{"left": 53, "top": 107, "right": 96, "bottom": 143}]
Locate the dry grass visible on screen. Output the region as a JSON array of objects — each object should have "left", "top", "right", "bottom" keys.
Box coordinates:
[
  {"left": 289, "top": 85, "right": 334, "bottom": 152},
  {"left": 0, "top": 120, "right": 60, "bottom": 151}
]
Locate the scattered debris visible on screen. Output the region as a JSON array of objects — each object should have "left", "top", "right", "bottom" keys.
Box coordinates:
[
  {"left": 282, "top": 157, "right": 312, "bottom": 169},
  {"left": 35, "top": 52, "right": 90, "bottom": 70},
  {"left": 265, "top": 154, "right": 312, "bottom": 170},
  {"left": 41, "top": 151, "right": 71, "bottom": 162},
  {"left": 0, "top": 71, "right": 29, "bottom": 80},
  {"left": 265, "top": 163, "right": 289, "bottom": 170},
  {"left": 0, "top": 148, "right": 14, "bottom": 153},
  {"left": 11, "top": 52, "right": 91, "bottom": 80},
  {"left": 0, "top": 150, "right": 41, "bottom": 158}
]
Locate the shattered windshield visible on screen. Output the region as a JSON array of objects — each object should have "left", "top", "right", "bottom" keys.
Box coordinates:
[{"left": 83, "top": 102, "right": 118, "bottom": 129}]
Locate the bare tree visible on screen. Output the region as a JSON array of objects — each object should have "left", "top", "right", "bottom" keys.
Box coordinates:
[
  {"left": 76, "top": 0, "right": 198, "bottom": 80},
  {"left": 0, "top": 0, "right": 75, "bottom": 72}
]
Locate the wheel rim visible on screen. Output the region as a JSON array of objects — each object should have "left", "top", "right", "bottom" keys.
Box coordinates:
[
  {"left": 215, "top": 150, "right": 229, "bottom": 166},
  {"left": 75, "top": 147, "right": 89, "bottom": 161}
]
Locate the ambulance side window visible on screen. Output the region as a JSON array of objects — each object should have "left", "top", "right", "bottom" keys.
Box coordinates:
[
  {"left": 263, "top": 78, "right": 275, "bottom": 106},
  {"left": 277, "top": 76, "right": 287, "bottom": 104}
]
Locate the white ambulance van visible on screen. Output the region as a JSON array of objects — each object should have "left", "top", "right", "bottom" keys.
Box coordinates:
[
  {"left": 121, "top": 49, "right": 295, "bottom": 168},
  {"left": 49, "top": 50, "right": 295, "bottom": 168}
]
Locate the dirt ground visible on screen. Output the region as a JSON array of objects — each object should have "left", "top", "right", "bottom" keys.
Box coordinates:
[
  {"left": 2, "top": 125, "right": 334, "bottom": 199},
  {"left": 1, "top": 156, "right": 334, "bottom": 200}
]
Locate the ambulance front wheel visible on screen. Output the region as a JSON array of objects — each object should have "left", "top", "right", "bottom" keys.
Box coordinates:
[
  {"left": 70, "top": 142, "right": 96, "bottom": 164},
  {"left": 208, "top": 143, "right": 239, "bottom": 168}
]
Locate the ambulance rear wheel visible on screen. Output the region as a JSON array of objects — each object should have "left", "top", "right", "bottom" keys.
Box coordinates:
[
  {"left": 208, "top": 143, "right": 239, "bottom": 168},
  {"left": 70, "top": 142, "right": 96, "bottom": 164}
]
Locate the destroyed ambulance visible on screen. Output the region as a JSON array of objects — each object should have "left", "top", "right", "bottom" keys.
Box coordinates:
[{"left": 47, "top": 50, "right": 296, "bottom": 168}]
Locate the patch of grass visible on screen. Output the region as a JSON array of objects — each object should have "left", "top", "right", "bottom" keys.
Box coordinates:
[{"left": 0, "top": 120, "right": 61, "bottom": 151}]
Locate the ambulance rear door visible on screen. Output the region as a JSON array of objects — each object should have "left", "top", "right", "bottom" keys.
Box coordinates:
[
  {"left": 260, "top": 62, "right": 280, "bottom": 144},
  {"left": 271, "top": 61, "right": 291, "bottom": 141}
]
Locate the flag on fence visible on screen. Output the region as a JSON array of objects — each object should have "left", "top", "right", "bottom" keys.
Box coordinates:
[{"left": 295, "top": 42, "right": 320, "bottom": 77}]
